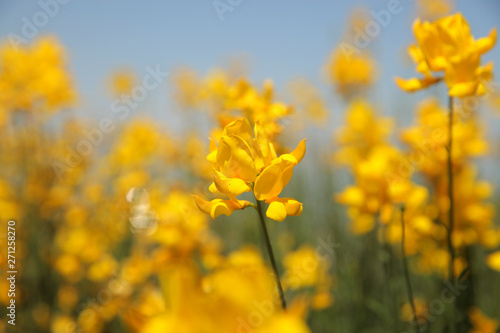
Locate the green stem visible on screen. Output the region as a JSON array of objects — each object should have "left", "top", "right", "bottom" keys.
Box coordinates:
[
  {"left": 255, "top": 199, "right": 287, "bottom": 310},
  {"left": 447, "top": 95, "right": 456, "bottom": 333},
  {"left": 401, "top": 206, "right": 421, "bottom": 333}
]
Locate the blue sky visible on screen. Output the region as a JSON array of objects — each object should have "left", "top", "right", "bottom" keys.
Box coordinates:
[{"left": 1, "top": 0, "right": 499, "bottom": 127}]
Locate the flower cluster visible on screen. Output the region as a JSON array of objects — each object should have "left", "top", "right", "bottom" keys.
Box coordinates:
[
  {"left": 396, "top": 13, "right": 497, "bottom": 97},
  {"left": 172, "top": 67, "right": 294, "bottom": 142},
  {"left": 194, "top": 118, "right": 306, "bottom": 222},
  {"left": 325, "top": 10, "right": 377, "bottom": 98},
  {"left": 335, "top": 99, "right": 430, "bottom": 239},
  {"left": 401, "top": 99, "right": 499, "bottom": 261},
  {"left": 0, "top": 37, "right": 75, "bottom": 118}
]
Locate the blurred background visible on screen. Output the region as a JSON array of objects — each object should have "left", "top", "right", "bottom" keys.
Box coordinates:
[{"left": 1, "top": 1, "right": 500, "bottom": 333}]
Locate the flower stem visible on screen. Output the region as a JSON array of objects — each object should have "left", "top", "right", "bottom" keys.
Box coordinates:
[
  {"left": 401, "top": 205, "right": 421, "bottom": 333},
  {"left": 447, "top": 95, "right": 456, "bottom": 333},
  {"left": 256, "top": 199, "right": 287, "bottom": 310}
]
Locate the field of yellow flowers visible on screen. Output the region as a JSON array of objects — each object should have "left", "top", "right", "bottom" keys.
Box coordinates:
[{"left": 1, "top": 2, "right": 500, "bottom": 333}]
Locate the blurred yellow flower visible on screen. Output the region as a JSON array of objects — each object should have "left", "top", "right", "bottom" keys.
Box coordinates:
[
  {"left": 469, "top": 307, "right": 499, "bottom": 333},
  {"left": 138, "top": 246, "right": 311, "bottom": 333},
  {"left": 486, "top": 251, "right": 500, "bottom": 272},
  {"left": 255, "top": 313, "right": 311, "bottom": 333},
  {"left": 0, "top": 36, "right": 76, "bottom": 115},
  {"left": 87, "top": 255, "right": 118, "bottom": 282},
  {"left": 289, "top": 79, "right": 329, "bottom": 126},
  {"left": 334, "top": 99, "right": 392, "bottom": 166},
  {"left": 417, "top": 0, "right": 454, "bottom": 20},
  {"left": 283, "top": 246, "right": 324, "bottom": 289},
  {"left": 335, "top": 99, "right": 430, "bottom": 240},
  {"left": 110, "top": 69, "right": 136, "bottom": 97},
  {"left": 326, "top": 49, "right": 376, "bottom": 96},
  {"left": 401, "top": 98, "right": 498, "bottom": 252},
  {"left": 400, "top": 297, "right": 428, "bottom": 323},
  {"left": 172, "top": 67, "right": 294, "bottom": 142},
  {"left": 57, "top": 285, "right": 79, "bottom": 311},
  {"left": 282, "top": 246, "right": 333, "bottom": 310},
  {"left": 51, "top": 315, "right": 77, "bottom": 333},
  {"left": 401, "top": 98, "right": 488, "bottom": 176}
]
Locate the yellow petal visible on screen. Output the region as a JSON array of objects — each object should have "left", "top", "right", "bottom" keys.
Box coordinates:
[
  {"left": 193, "top": 195, "right": 249, "bottom": 219},
  {"left": 288, "top": 138, "right": 307, "bottom": 164},
  {"left": 395, "top": 76, "right": 441, "bottom": 92},
  {"left": 193, "top": 195, "right": 215, "bottom": 215},
  {"left": 272, "top": 197, "right": 304, "bottom": 217},
  {"left": 213, "top": 170, "right": 251, "bottom": 197},
  {"left": 448, "top": 81, "right": 478, "bottom": 97},
  {"left": 266, "top": 201, "right": 287, "bottom": 222},
  {"left": 445, "top": 52, "right": 482, "bottom": 97},
  {"left": 475, "top": 28, "right": 497, "bottom": 55},
  {"left": 216, "top": 135, "right": 257, "bottom": 182},
  {"left": 475, "top": 63, "right": 494, "bottom": 95},
  {"left": 253, "top": 119, "right": 276, "bottom": 169},
  {"left": 209, "top": 182, "right": 218, "bottom": 194},
  {"left": 222, "top": 118, "right": 253, "bottom": 145},
  {"left": 351, "top": 214, "right": 375, "bottom": 235},
  {"left": 207, "top": 138, "right": 218, "bottom": 163},
  {"left": 211, "top": 201, "right": 231, "bottom": 219},
  {"left": 408, "top": 45, "right": 432, "bottom": 77},
  {"left": 335, "top": 186, "right": 364, "bottom": 207},
  {"left": 254, "top": 157, "right": 295, "bottom": 201},
  {"left": 207, "top": 150, "right": 217, "bottom": 164}
]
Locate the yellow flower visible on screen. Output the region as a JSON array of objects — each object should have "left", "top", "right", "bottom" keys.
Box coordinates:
[
  {"left": 0, "top": 36, "right": 76, "bottom": 114},
  {"left": 469, "top": 307, "right": 499, "bottom": 333},
  {"left": 289, "top": 79, "right": 329, "bottom": 126},
  {"left": 282, "top": 246, "right": 333, "bottom": 305},
  {"left": 401, "top": 98, "right": 488, "bottom": 176},
  {"left": 57, "top": 285, "right": 79, "bottom": 311},
  {"left": 326, "top": 48, "right": 376, "bottom": 97},
  {"left": 416, "top": 0, "right": 453, "bottom": 20},
  {"left": 195, "top": 118, "right": 306, "bottom": 221},
  {"left": 139, "top": 246, "right": 312, "bottom": 333},
  {"left": 109, "top": 119, "right": 178, "bottom": 168},
  {"left": 401, "top": 98, "right": 498, "bottom": 252},
  {"left": 486, "top": 251, "right": 500, "bottom": 272},
  {"left": 325, "top": 9, "right": 377, "bottom": 98},
  {"left": 334, "top": 99, "right": 393, "bottom": 166},
  {"left": 334, "top": 99, "right": 433, "bottom": 241},
  {"left": 396, "top": 13, "right": 496, "bottom": 97},
  {"left": 87, "top": 255, "right": 118, "bottom": 282},
  {"left": 171, "top": 67, "right": 202, "bottom": 109},
  {"left": 51, "top": 315, "right": 77, "bottom": 333},
  {"left": 400, "top": 297, "right": 428, "bottom": 323},
  {"left": 171, "top": 66, "right": 294, "bottom": 142},
  {"left": 109, "top": 69, "right": 136, "bottom": 97}
]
